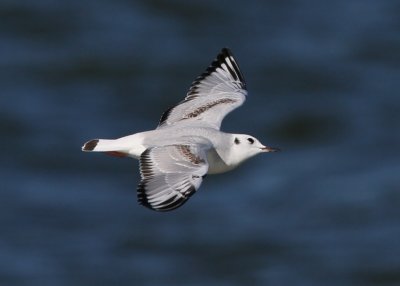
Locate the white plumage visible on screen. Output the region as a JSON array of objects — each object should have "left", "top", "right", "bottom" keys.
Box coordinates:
[{"left": 82, "top": 48, "right": 279, "bottom": 211}]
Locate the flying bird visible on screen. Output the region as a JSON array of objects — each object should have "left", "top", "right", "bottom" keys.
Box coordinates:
[{"left": 82, "top": 48, "right": 279, "bottom": 211}]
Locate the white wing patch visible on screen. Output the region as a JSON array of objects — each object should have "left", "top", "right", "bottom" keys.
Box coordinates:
[
  {"left": 157, "top": 48, "right": 247, "bottom": 130},
  {"left": 138, "top": 145, "right": 209, "bottom": 211}
]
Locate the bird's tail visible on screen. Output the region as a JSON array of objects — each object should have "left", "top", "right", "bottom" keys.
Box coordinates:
[
  {"left": 82, "top": 139, "right": 129, "bottom": 157},
  {"left": 82, "top": 133, "right": 146, "bottom": 158}
]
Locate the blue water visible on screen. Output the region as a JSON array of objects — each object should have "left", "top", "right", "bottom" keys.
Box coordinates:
[{"left": 1, "top": 1, "right": 400, "bottom": 285}]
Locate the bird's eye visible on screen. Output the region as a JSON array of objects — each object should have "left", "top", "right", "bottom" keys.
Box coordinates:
[
  {"left": 247, "top": 138, "right": 254, "bottom": 144},
  {"left": 234, "top": 137, "right": 240, "bottom": 144}
]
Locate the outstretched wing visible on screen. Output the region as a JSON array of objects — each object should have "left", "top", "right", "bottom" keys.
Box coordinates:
[
  {"left": 157, "top": 48, "right": 247, "bottom": 130},
  {"left": 138, "top": 145, "right": 209, "bottom": 211}
]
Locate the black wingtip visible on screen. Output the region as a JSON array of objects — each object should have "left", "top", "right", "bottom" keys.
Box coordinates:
[
  {"left": 221, "top": 47, "right": 232, "bottom": 56},
  {"left": 214, "top": 47, "right": 246, "bottom": 87},
  {"left": 187, "top": 47, "right": 246, "bottom": 96},
  {"left": 82, "top": 139, "right": 99, "bottom": 151},
  {"left": 137, "top": 181, "right": 153, "bottom": 209},
  {"left": 226, "top": 48, "right": 246, "bottom": 86},
  {"left": 137, "top": 180, "right": 195, "bottom": 212},
  {"left": 137, "top": 179, "right": 183, "bottom": 212}
]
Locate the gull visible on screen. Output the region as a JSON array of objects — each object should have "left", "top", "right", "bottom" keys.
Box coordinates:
[{"left": 82, "top": 48, "right": 279, "bottom": 212}]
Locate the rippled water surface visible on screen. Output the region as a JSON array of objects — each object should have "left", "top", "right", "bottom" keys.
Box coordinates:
[{"left": 1, "top": 1, "right": 400, "bottom": 285}]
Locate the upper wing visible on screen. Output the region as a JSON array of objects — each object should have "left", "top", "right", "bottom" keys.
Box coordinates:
[
  {"left": 137, "top": 144, "right": 209, "bottom": 211},
  {"left": 157, "top": 48, "right": 247, "bottom": 130}
]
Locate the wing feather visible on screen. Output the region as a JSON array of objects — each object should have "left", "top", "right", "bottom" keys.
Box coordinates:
[
  {"left": 157, "top": 48, "right": 247, "bottom": 130},
  {"left": 137, "top": 145, "right": 208, "bottom": 211}
]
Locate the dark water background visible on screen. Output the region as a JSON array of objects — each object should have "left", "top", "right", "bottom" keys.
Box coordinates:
[{"left": 1, "top": 1, "right": 400, "bottom": 285}]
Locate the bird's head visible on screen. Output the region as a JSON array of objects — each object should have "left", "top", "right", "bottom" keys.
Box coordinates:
[{"left": 229, "top": 134, "right": 280, "bottom": 165}]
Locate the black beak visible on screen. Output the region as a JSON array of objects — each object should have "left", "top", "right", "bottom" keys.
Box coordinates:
[{"left": 261, "top": 146, "right": 281, "bottom": 152}]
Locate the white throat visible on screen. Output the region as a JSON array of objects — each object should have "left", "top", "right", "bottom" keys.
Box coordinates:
[{"left": 206, "top": 143, "right": 256, "bottom": 174}]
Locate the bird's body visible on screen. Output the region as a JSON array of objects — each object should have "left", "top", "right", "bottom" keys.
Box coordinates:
[
  {"left": 82, "top": 48, "right": 279, "bottom": 211},
  {"left": 86, "top": 125, "right": 258, "bottom": 174}
]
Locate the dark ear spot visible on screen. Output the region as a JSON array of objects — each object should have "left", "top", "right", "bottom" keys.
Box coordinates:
[
  {"left": 234, "top": 137, "right": 240, "bottom": 144},
  {"left": 247, "top": 137, "right": 254, "bottom": 144}
]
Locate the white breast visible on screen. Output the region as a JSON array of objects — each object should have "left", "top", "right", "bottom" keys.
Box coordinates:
[{"left": 206, "top": 148, "right": 237, "bottom": 174}]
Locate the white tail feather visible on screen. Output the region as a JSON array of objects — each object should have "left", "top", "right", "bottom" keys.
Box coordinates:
[
  {"left": 82, "top": 139, "right": 129, "bottom": 152},
  {"left": 82, "top": 133, "right": 146, "bottom": 159}
]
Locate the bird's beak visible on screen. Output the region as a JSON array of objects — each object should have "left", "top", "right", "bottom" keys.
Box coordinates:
[{"left": 261, "top": 146, "right": 280, "bottom": 152}]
